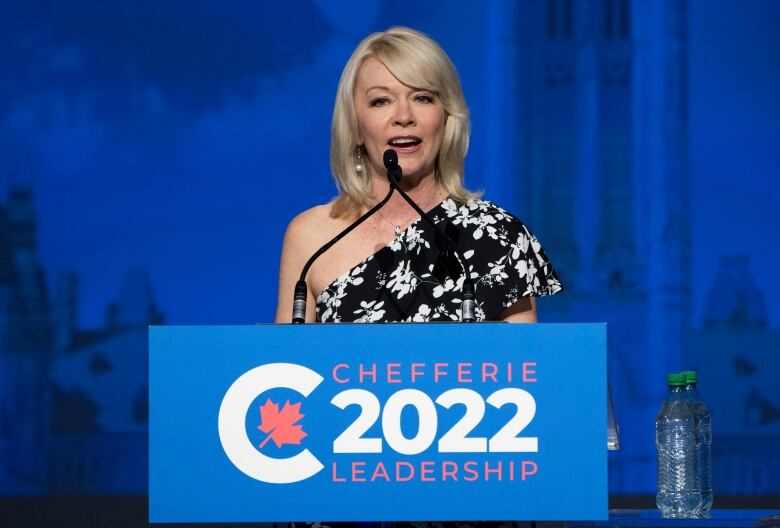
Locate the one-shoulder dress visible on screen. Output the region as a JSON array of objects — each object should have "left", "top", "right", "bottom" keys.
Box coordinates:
[{"left": 315, "top": 198, "right": 562, "bottom": 322}]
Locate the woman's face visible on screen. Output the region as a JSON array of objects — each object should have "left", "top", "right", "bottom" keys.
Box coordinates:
[{"left": 353, "top": 58, "right": 446, "bottom": 186}]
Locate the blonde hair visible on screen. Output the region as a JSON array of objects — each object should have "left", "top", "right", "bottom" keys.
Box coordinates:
[{"left": 330, "top": 27, "right": 478, "bottom": 217}]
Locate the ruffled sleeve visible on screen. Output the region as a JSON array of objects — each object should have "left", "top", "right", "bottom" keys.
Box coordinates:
[{"left": 444, "top": 200, "right": 562, "bottom": 321}]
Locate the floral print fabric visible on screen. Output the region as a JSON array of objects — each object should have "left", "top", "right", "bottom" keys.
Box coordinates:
[{"left": 315, "top": 198, "right": 562, "bottom": 323}]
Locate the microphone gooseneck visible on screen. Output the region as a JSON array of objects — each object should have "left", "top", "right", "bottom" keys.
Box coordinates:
[
  {"left": 291, "top": 184, "right": 396, "bottom": 323},
  {"left": 382, "top": 149, "right": 477, "bottom": 322},
  {"left": 291, "top": 148, "right": 477, "bottom": 323}
]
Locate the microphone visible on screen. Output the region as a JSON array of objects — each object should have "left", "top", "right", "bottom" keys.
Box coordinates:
[
  {"left": 291, "top": 180, "right": 396, "bottom": 323},
  {"left": 291, "top": 149, "right": 477, "bottom": 323},
  {"left": 382, "top": 149, "right": 477, "bottom": 322},
  {"left": 383, "top": 149, "right": 402, "bottom": 185}
]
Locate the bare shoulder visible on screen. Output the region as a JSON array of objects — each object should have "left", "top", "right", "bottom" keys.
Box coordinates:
[
  {"left": 283, "top": 202, "right": 343, "bottom": 251},
  {"left": 287, "top": 203, "right": 334, "bottom": 230},
  {"left": 276, "top": 202, "right": 342, "bottom": 322}
]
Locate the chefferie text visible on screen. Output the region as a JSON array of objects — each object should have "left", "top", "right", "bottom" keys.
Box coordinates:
[{"left": 331, "top": 362, "right": 537, "bottom": 384}]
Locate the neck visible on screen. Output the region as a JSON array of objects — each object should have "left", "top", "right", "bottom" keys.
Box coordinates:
[{"left": 369, "top": 169, "right": 444, "bottom": 212}]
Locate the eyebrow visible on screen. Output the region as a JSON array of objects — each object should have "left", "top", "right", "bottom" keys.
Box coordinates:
[
  {"left": 364, "top": 86, "right": 437, "bottom": 97},
  {"left": 365, "top": 86, "right": 390, "bottom": 95}
]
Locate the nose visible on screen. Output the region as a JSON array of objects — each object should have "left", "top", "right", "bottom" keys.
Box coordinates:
[{"left": 393, "top": 99, "right": 415, "bottom": 127}]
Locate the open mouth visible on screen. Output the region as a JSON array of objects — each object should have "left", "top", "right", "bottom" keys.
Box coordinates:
[{"left": 388, "top": 136, "right": 422, "bottom": 148}]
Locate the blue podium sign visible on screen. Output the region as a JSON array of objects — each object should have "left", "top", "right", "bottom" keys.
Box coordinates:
[{"left": 149, "top": 323, "right": 607, "bottom": 523}]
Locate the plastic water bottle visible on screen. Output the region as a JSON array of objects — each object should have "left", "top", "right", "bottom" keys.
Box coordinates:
[
  {"left": 682, "top": 370, "right": 713, "bottom": 517},
  {"left": 656, "top": 373, "right": 701, "bottom": 518}
]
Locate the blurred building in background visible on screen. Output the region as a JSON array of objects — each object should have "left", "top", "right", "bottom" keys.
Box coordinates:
[
  {"left": 0, "top": 187, "right": 53, "bottom": 493},
  {"left": 0, "top": 187, "right": 161, "bottom": 493},
  {"left": 691, "top": 255, "right": 780, "bottom": 495},
  {"left": 499, "top": 0, "right": 692, "bottom": 491},
  {"left": 498, "top": 0, "right": 779, "bottom": 494}
]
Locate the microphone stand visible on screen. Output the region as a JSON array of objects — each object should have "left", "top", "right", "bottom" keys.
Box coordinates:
[
  {"left": 291, "top": 186, "right": 395, "bottom": 323},
  {"left": 291, "top": 148, "right": 476, "bottom": 323},
  {"left": 385, "top": 165, "right": 477, "bottom": 322}
]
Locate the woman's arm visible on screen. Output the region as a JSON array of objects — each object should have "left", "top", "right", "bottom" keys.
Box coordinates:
[{"left": 497, "top": 296, "right": 537, "bottom": 323}]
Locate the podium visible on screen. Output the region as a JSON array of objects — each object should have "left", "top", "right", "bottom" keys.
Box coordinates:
[{"left": 149, "top": 323, "right": 607, "bottom": 523}]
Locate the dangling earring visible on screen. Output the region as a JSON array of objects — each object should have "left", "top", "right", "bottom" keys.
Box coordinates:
[{"left": 355, "top": 145, "right": 364, "bottom": 173}]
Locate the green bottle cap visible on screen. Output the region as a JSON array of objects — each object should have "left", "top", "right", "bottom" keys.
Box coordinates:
[
  {"left": 667, "top": 373, "right": 686, "bottom": 386},
  {"left": 681, "top": 371, "right": 698, "bottom": 383}
]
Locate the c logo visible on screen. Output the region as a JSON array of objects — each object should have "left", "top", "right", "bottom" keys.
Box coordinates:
[{"left": 217, "top": 363, "right": 324, "bottom": 483}]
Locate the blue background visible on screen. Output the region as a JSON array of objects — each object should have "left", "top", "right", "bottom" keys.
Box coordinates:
[
  {"left": 149, "top": 324, "right": 606, "bottom": 522},
  {"left": 0, "top": 0, "right": 778, "bottom": 501}
]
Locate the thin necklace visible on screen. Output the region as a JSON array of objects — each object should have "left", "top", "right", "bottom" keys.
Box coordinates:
[
  {"left": 376, "top": 196, "right": 440, "bottom": 236},
  {"left": 377, "top": 209, "right": 418, "bottom": 236}
]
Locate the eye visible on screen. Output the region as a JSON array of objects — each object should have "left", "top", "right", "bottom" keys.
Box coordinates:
[
  {"left": 415, "top": 93, "right": 435, "bottom": 104},
  {"left": 369, "top": 96, "right": 390, "bottom": 107}
]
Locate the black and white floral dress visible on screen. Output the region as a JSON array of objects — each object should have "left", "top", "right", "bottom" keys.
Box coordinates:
[{"left": 315, "top": 198, "right": 562, "bottom": 323}]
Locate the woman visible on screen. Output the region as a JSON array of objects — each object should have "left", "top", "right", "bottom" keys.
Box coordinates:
[{"left": 275, "top": 27, "right": 561, "bottom": 324}]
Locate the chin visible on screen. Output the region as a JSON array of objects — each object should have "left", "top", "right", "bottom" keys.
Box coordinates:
[{"left": 400, "top": 170, "right": 433, "bottom": 185}]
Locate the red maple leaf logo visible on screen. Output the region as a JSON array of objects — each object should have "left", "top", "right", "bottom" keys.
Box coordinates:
[{"left": 257, "top": 398, "right": 307, "bottom": 449}]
